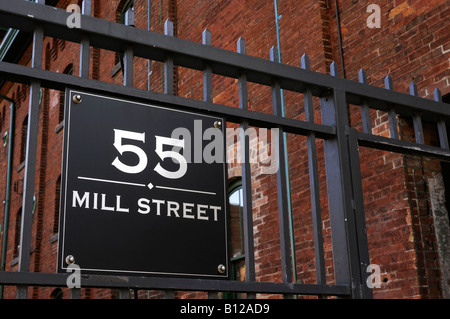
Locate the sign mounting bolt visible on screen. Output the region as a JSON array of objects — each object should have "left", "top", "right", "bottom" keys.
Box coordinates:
[
  {"left": 65, "top": 255, "right": 75, "bottom": 265},
  {"left": 214, "top": 121, "right": 222, "bottom": 129},
  {"left": 217, "top": 264, "right": 226, "bottom": 274},
  {"left": 73, "top": 94, "right": 82, "bottom": 104}
]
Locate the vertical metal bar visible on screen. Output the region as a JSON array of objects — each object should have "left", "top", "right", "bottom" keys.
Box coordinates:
[
  {"left": 79, "top": 36, "right": 89, "bottom": 78},
  {"left": 238, "top": 37, "right": 256, "bottom": 299},
  {"left": 0, "top": 97, "right": 15, "bottom": 299},
  {"left": 208, "top": 291, "right": 219, "bottom": 299},
  {"left": 434, "top": 88, "right": 449, "bottom": 149},
  {"left": 301, "top": 54, "right": 326, "bottom": 287},
  {"left": 358, "top": 69, "right": 372, "bottom": 134},
  {"left": 202, "top": 29, "right": 213, "bottom": 103},
  {"left": 273, "top": 0, "right": 286, "bottom": 116},
  {"left": 123, "top": 46, "right": 134, "bottom": 87},
  {"left": 118, "top": 288, "right": 130, "bottom": 299},
  {"left": 270, "top": 46, "right": 293, "bottom": 287},
  {"left": 163, "top": 18, "right": 175, "bottom": 301},
  {"left": 70, "top": 288, "right": 81, "bottom": 299},
  {"left": 322, "top": 62, "right": 365, "bottom": 298},
  {"left": 384, "top": 75, "right": 399, "bottom": 140},
  {"left": 333, "top": 0, "right": 346, "bottom": 79},
  {"left": 321, "top": 62, "right": 351, "bottom": 292},
  {"left": 148, "top": 0, "right": 152, "bottom": 91},
  {"left": 123, "top": 5, "right": 134, "bottom": 87},
  {"left": 271, "top": 5, "right": 296, "bottom": 282},
  {"left": 82, "top": 0, "right": 91, "bottom": 15},
  {"left": 301, "top": 54, "right": 314, "bottom": 124},
  {"left": 17, "top": 24, "right": 44, "bottom": 299},
  {"left": 79, "top": 0, "right": 91, "bottom": 78},
  {"left": 347, "top": 128, "right": 373, "bottom": 299},
  {"left": 165, "top": 290, "right": 175, "bottom": 299},
  {"left": 409, "top": 82, "right": 424, "bottom": 144},
  {"left": 164, "top": 19, "right": 174, "bottom": 95}
]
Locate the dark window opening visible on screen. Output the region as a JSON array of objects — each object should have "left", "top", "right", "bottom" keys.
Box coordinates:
[
  {"left": 13, "top": 208, "right": 22, "bottom": 258},
  {"left": 19, "top": 115, "right": 28, "bottom": 164},
  {"left": 53, "top": 175, "right": 61, "bottom": 234},
  {"left": 225, "top": 178, "right": 247, "bottom": 299},
  {"left": 441, "top": 93, "right": 450, "bottom": 220},
  {"left": 50, "top": 288, "right": 63, "bottom": 299}
]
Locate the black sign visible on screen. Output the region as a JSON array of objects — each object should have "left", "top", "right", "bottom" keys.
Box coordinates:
[{"left": 58, "top": 90, "right": 229, "bottom": 278}]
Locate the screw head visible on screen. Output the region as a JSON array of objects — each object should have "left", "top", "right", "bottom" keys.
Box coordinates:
[
  {"left": 73, "top": 94, "right": 82, "bottom": 104},
  {"left": 217, "top": 264, "right": 226, "bottom": 274},
  {"left": 214, "top": 121, "right": 222, "bottom": 129},
  {"left": 65, "top": 255, "right": 75, "bottom": 265}
]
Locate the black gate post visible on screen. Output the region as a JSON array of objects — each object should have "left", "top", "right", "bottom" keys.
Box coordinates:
[
  {"left": 320, "top": 63, "right": 371, "bottom": 298},
  {"left": 347, "top": 128, "right": 373, "bottom": 299}
]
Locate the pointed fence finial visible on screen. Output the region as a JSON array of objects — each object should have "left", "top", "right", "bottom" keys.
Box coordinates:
[
  {"left": 409, "top": 81, "right": 418, "bottom": 96},
  {"left": 330, "top": 61, "right": 339, "bottom": 77},
  {"left": 237, "top": 37, "right": 246, "bottom": 54},
  {"left": 202, "top": 28, "right": 211, "bottom": 46},
  {"left": 301, "top": 53, "right": 310, "bottom": 70},
  {"left": 384, "top": 75, "right": 393, "bottom": 90},
  {"left": 164, "top": 19, "right": 173, "bottom": 36},
  {"left": 270, "top": 46, "right": 280, "bottom": 63},
  {"left": 433, "top": 88, "right": 449, "bottom": 149},
  {"left": 433, "top": 88, "right": 442, "bottom": 102},
  {"left": 358, "top": 68, "right": 367, "bottom": 84}
]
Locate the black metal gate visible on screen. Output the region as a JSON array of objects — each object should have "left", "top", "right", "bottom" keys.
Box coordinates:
[{"left": 0, "top": 0, "right": 448, "bottom": 299}]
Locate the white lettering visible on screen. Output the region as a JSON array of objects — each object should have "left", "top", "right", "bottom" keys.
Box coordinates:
[
  {"left": 72, "top": 191, "right": 89, "bottom": 208},
  {"left": 183, "top": 202, "right": 195, "bottom": 219},
  {"left": 92, "top": 193, "right": 98, "bottom": 209},
  {"left": 180, "top": 303, "right": 214, "bottom": 316},
  {"left": 101, "top": 193, "right": 115, "bottom": 211},
  {"left": 154, "top": 136, "right": 188, "bottom": 179},
  {"left": 115, "top": 195, "right": 129, "bottom": 213},
  {"left": 137, "top": 198, "right": 151, "bottom": 214},
  {"left": 112, "top": 129, "right": 148, "bottom": 174},
  {"left": 210, "top": 205, "right": 222, "bottom": 221},
  {"left": 197, "top": 204, "right": 209, "bottom": 221},
  {"left": 152, "top": 199, "right": 165, "bottom": 216},
  {"left": 167, "top": 201, "right": 180, "bottom": 217},
  {"left": 70, "top": 192, "right": 222, "bottom": 222}
]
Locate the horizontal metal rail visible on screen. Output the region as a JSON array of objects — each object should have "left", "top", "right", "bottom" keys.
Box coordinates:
[
  {"left": 355, "top": 130, "right": 450, "bottom": 162},
  {"left": 0, "top": 61, "right": 336, "bottom": 139},
  {"left": 0, "top": 272, "right": 350, "bottom": 296},
  {"left": 0, "top": 0, "right": 448, "bottom": 122}
]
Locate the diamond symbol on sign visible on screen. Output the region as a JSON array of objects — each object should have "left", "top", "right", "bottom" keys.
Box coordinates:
[{"left": 148, "top": 183, "right": 154, "bottom": 190}]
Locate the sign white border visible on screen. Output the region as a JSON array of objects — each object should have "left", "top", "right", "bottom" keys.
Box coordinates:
[{"left": 58, "top": 89, "right": 229, "bottom": 278}]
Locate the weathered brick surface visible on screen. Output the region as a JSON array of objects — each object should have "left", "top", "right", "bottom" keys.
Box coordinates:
[{"left": 0, "top": 0, "right": 448, "bottom": 299}]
